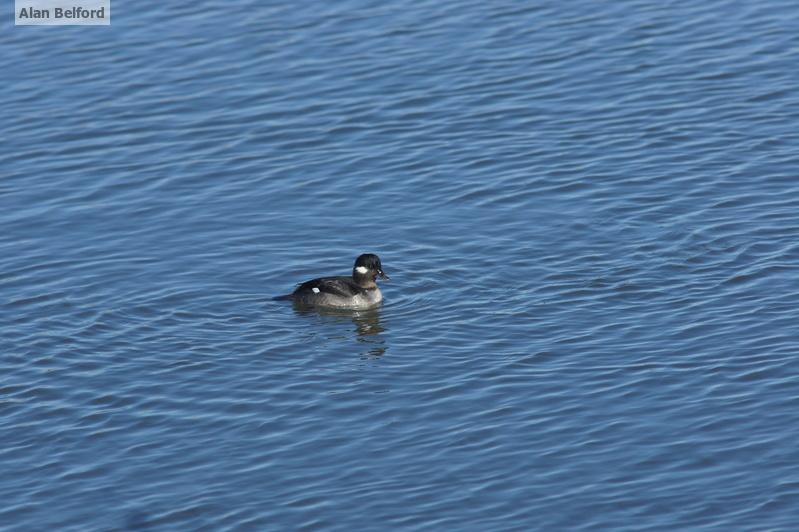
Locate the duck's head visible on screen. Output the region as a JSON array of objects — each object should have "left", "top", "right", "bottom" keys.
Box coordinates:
[{"left": 352, "top": 253, "right": 389, "bottom": 286}]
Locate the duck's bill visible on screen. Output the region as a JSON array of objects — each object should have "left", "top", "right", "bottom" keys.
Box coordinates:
[{"left": 378, "top": 271, "right": 390, "bottom": 280}]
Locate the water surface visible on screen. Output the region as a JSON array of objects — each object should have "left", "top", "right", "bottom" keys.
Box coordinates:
[{"left": 2, "top": 0, "right": 799, "bottom": 529}]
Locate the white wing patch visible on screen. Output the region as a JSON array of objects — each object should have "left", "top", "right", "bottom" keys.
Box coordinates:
[
  {"left": 355, "top": 266, "right": 369, "bottom": 274},
  {"left": 312, "top": 287, "right": 320, "bottom": 293}
]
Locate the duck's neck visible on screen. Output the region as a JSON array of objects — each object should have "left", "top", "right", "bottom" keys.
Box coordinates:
[{"left": 353, "top": 272, "right": 377, "bottom": 289}]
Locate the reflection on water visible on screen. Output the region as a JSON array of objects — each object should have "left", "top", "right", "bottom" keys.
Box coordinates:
[{"left": 292, "top": 304, "right": 387, "bottom": 358}]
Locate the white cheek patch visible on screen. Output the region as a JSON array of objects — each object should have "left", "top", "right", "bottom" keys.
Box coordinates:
[
  {"left": 312, "top": 287, "right": 320, "bottom": 294},
  {"left": 355, "top": 266, "right": 369, "bottom": 274}
]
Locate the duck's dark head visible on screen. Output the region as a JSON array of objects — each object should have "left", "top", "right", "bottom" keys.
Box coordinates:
[{"left": 352, "top": 253, "right": 389, "bottom": 287}]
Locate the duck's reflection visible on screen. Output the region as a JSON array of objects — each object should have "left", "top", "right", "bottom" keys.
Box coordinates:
[{"left": 292, "top": 303, "right": 387, "bottom": 358}]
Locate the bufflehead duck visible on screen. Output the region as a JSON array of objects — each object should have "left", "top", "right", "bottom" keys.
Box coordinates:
[{"left": 275, "top": 254, "right": 389, "bottom": 309}]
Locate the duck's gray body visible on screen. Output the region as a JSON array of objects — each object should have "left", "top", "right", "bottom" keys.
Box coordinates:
[
  {"left": 291, "top": 276, "right": 383, "bottom": 309},
  {"left": 276, "top": 254, "right": 388, "bottom": 310}
]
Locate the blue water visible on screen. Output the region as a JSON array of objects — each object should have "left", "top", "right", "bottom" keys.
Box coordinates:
[{"left": 3, "top": 0, "right": 799, "bottom": 529}]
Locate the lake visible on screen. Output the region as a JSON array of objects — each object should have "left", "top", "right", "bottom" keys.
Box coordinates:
[{"left": 2, "top": 0, "right": 799, "bottom": 529}]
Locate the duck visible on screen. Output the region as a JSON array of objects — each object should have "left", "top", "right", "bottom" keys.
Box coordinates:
[{"left": 275, "top": 253, "right": 389, "bottom": 309}]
